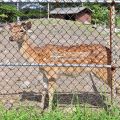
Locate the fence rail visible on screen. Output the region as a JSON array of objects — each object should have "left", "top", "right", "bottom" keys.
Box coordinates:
[{"left": 0, "top": 63, "right": 112, "bottom": 68}]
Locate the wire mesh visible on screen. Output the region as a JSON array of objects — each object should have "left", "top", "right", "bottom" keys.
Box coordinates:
[{"left": 0, "top": 1, "right": 120, "bottom": 114}]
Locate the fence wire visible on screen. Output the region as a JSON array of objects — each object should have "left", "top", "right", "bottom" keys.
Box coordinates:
[{"left": 0, "top": 1, "right": 120, "bottom": 112}]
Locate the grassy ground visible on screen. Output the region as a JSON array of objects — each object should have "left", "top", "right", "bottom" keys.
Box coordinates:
[{"left": 0, "top": 105, "right": 120, "bottom": 120}]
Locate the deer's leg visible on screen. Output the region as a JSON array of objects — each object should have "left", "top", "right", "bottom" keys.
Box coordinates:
[
  {"left": 110, "top": 68, "right": 118, "bottom": 99},
  {"left": 38, "top": 69, "right": 48, "bottom": 109},
  {"left": 48, "top": 77, "right": 57, "bottom": 110},
  {"left": 45, "top": 67, "right": 58, "bottom": 110},
  {"left": 92, "top": 68, "right": 116, "bottom": 99}
]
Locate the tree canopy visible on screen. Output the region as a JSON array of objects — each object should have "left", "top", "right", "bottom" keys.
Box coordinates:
[{"left": 0, "top": 3, "right": 23, "bottom": 22}]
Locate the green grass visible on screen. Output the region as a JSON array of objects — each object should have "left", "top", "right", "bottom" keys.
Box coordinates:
[
  {"left": 0, "top": 105, "right": 120, "bottom": 120},
  {"left": 117, "top": 17, "right": 120, "bottom": 28}
]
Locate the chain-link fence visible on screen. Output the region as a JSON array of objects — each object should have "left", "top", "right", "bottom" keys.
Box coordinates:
[{"left": 0, "top": 1, "right": 120, "bottom": 114}]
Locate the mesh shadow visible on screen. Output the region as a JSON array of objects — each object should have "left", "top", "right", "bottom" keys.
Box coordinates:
[
  {"left": 19, "top": 73, "right": 110, "bottom": 110},
  {"left": 20, "top": 91, "right": 42, "bottom": 102},
  {"left": 19, "top": 90, "right": 109, "bottom": 110},
  {"left": 54, "top": 92, "right": 109, "bottom": 109}
]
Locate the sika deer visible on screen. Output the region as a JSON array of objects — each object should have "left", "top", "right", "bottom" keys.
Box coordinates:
[{"left": 9, "top": 22, "right": 118, "bottom": 110}]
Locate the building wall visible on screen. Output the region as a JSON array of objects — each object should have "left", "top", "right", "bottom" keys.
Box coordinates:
[{"left": 75, "top": 12, "right": 91, "bottom": 24}]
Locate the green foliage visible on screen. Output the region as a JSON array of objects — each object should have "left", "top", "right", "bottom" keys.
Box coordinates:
[
  {"left": 116, "top": 15, "right": 120, "bottom": 28},
  {"left": 20, "top": 9, "right": 47, "bottom": 20},
  {"left": 0, "top": 3, "right": 23, "bottom": 22},
  {"left": 84, "top": 3, "right": 109, "bottom": 24},
  {"left": 0, "top": 14, "right": 7, "bottom": 18},
  {"left": 0, "top": 3, "right": 109, "bottom": 24}
]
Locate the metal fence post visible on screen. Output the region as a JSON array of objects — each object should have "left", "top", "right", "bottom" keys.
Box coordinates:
[{"left": 109, "top": 1, "right": 115, "bottom": 103}]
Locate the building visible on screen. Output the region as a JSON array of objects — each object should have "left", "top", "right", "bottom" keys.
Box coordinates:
[{"left": 50, "top": 7, "right": 92, "bottom": 24}]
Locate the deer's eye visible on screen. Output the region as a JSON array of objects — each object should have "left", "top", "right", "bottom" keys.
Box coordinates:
[{"left": 20, "top": 30, "right": 24, "bottom": 32}]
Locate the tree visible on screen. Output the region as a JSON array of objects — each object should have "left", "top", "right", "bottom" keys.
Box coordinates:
[
  {"left": 84, "top": 3, "right": 109, "bottom": 25},
  {"left": 0, "top": 3, "right": 23, "bottom": 22}
]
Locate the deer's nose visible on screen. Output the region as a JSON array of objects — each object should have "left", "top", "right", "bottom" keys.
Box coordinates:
[{"left": 9, "top": 36, "right": 14, "bottom": 41}]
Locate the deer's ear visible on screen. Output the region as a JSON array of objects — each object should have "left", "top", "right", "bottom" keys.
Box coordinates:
[
  {"left": 21, "top": 22, "right": 31, "bottom": 30},
  {"left": 24, "top": 22, "right": 32, "bottom": 30},
  {"left": 21, "top": 22, "right": 26, "bottom": 26},
  {"left": 26, "top": 21, "right": 32, "bottom": 30}
]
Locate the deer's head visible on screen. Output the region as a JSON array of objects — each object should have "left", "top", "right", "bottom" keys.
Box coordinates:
[{"left": 9, "top": 22, "right": 32, "bottom": 43}]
